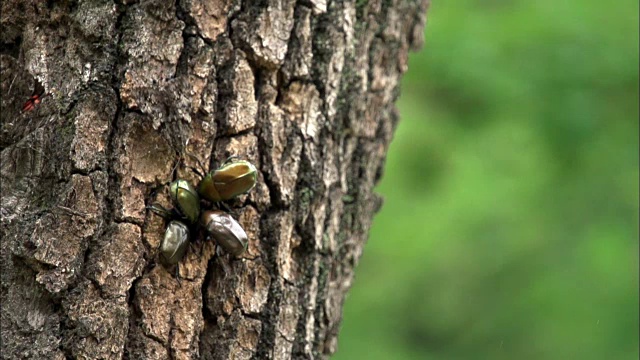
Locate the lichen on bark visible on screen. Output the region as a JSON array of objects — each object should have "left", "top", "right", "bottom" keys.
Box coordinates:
[{"left": 1, "top": 0, "right": 429, "bottom": 359}]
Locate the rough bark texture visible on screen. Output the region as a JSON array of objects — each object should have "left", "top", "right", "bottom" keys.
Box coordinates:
[{"left": 1, "top": 0, "right": 429, "bottom": 359}]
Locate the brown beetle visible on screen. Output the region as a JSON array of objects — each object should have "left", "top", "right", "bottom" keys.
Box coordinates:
[{"left": 201, "top": 210, "right": 248, "bottom": 257}]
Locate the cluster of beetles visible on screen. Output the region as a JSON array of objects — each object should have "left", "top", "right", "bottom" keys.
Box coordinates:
[
  {"left": 19, "top": 81, "right": 258, "bottom": 272},
  {"left": 149, "top": 156, "right": 258, "bottom": 272}
]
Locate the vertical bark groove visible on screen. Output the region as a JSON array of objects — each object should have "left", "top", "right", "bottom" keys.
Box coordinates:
[{"left": 1, "top": 0, "right": 429, "bottom": 358}]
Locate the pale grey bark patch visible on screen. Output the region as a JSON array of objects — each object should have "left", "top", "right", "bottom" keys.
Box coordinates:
[{"left": 1, "top": 0, "right": 429, "bottom": 358}]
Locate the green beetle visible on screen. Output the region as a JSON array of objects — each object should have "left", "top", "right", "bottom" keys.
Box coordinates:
[
  {"left": 201, "top": 210, "right": 248, "bottom": 257},
  {"left": 198, "top": 158, "right": 258, "bottom": 202},
  {"left": 169, "top": 179, "right": 200, "bottom": 224}
]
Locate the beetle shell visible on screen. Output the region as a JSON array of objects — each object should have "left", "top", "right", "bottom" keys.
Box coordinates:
[
  {"left": 201, "top": 210, "right": 248, "bottom": 256},
  {"left": 198, "top": 160, "right": 258, "bottom": 202},
  {"left": 160, "top": 221, "right": 190, "bottom": 265},
  {"left": 169, "top": 179, "right": 200, "bottom": 224}
]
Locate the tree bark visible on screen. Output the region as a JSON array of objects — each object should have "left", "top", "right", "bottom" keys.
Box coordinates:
[{"left": 1, "top": 0, "right": 428, "bottom": 359}]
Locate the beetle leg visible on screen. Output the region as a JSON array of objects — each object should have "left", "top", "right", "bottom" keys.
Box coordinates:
[
  {"left": 214, "top": 243, "right": 224, "bottom": 258},
  {"left": 217, "top": 249, "right": 232, "bottom": 276},
  {"left": 185, "top": 164, "right": 204, "bottom": 178},
  {"left": 175, "top": 265, "right": 182, "bottom": 286},
  {"left": 169, "top": 157, "right": 181, "bottom": 179},
  {"left": 147, "top": 204, "right": 173, "bottom": 219},
  {"left": 217, "top": 201, "right": 233, "bottom": 213}
]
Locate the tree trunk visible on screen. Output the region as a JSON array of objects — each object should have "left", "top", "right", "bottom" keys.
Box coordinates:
[{"left": 1, "top": 0, "right": 428, "bottom": 358}]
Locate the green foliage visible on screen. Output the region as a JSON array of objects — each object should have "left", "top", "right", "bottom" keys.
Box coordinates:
[{"left": 336, "top": 1, "right": 639, "bottom": 359}]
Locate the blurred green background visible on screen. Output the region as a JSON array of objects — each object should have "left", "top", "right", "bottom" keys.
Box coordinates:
[{"left": 336, "top": 1, "right": 639, "bottom": 359}]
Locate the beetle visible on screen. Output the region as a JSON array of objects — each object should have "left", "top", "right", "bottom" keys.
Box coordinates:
[
  {"left": 169, "top": 179, "right": 200, "bottom": 224},
  {"left": 201, "top": 210, "right": 248, "bottom": 257},
  {"left": 149, "top": 179, "right": 200, "bottom": 266},
  {"left": 147, "top": 155, "right": 257, "bottom": 271},
  {"left": 21, "top": 79, "right": 47, "bottom": 113},
  {"left": 22, "top": 91, "right": 48, "bottom": 112},
  {"left": 197, "top": 157, "right": 258, "bottom": 202},
  {"left": 150, "top": 179, "right": 200, "bottom": 224},
  {"left": 160, "top": 220, "right": 190, "bottom": 265}
]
